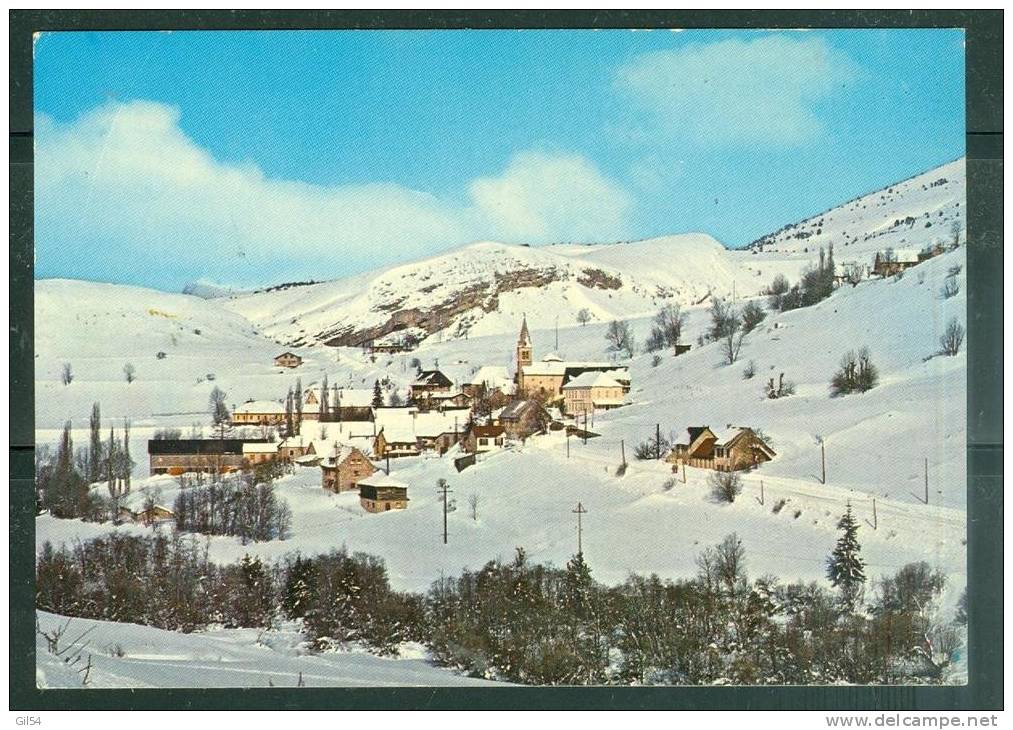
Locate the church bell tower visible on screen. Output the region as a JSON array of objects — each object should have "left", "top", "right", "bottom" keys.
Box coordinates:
[{"left": 516, "top": 315, "right": 533, "bottom": 383}]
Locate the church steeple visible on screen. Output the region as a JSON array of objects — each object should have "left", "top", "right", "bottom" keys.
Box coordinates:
[
  {"left": 516, "top": 315, "right": 533, "bottom": 376},
  {"left": 518, "top": 315, "right": 531, "bottom": 347}
]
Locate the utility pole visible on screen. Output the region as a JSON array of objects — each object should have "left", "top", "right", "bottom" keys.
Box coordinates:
[
  {"left": 572, "top": 501, "right": 587, "bottom": 556},
  {"left": 872, "top": 498, "right": 878, "bottom": 530},
  {"left": 759, "top": 480, "right": 765, "bottom": 506},
  {"left": 819, "top": 437, "right": 826, "bottom": 484},
  {"left": 566, "top": 432, "right": 570, "bottom": 458},
  {"left": 583, "top": 410, "right": 588, "bottom": 444},
  {"left": 924, "top": 457, "right": 929, "bottom": 504},
  {"left": 620, "top": 439, "right": 626, "bottom": 468},
  {"left": 656, "top": 424, "right": 662, "bottom": 460},
  {"left": 437, "top": 479, "right": 452, "bottom": 545}
]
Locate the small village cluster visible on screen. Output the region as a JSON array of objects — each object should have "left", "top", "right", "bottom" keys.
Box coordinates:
[
  {"left": 143, "top": 317, "right": 692, "bottom": 516},
  {"left": 144, "top": 316, "right": 782, "bottom": 520}
]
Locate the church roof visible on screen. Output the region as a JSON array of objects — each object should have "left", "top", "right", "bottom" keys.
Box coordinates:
[{"left": 518, "top": 316, "right": 531, "bottom": 346}]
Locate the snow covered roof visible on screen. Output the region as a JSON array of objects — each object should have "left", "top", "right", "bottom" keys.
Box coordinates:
[
  {"left": 319, "top": 443, "right": 363, "bottom": 468},
  {"left": 467, "top": 365, "right": 512, "bottom": 388},
  {"left": 541, "top": 352, "right": 563, "bottom": 362},
  {"left": 879, "top": 249, "right": 921, "bottom": 263},
  {"left": 233, "top": 400, "right": 285, "bottom": 415},
  {"left": 357, "top": 472, "right": 408, "bottom": 489},
  {"left": 242, "top": 442, "right": 279, "bottom": 454},
  {"left": 413, "top": 369, "right": 452, "bottom": 388},
  {"left": 333, "top": 388, "right": 375, "bottom": 408},
  {"left": 561, "top": 371, "right": 623, "bottom": 390},
  {"left": 521, "top": 360, "right": 623, "bottom": 377},
  {"left": 374, "top": 408, "right": 469, "bottom": 442}
]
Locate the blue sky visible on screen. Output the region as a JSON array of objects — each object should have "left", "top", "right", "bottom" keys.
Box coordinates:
[{"left": 34, "top": 28, "right": 965, "bottom": 291}]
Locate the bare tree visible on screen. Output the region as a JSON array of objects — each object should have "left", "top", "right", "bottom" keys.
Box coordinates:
[
  {"left": 949, "top": 220, "right": 962, "bottom": 248},
  {"left": 722, "top": 319, "right": 745, "bottom": 365},
  {"left": 123, "top": 363, "right": 136, "bottom": 383},
  {"left": 61, "top": 362, "right": 74, "bottom": 386},
  {"left": 576, "top": 308, "right": 591, "bottom": 327},
  {"left": 941, "top": 275, "right": 960, "bottom": 299},
  {"left": 605, "top": 320, "right": 635, "bottom": 358},
  {"left": 468, "top": 493, "right": 479, "bottom": 521},
  {"left": 709, "top": 471, "right": 743, "bottom": 503},
  {"left": 940, "top": 318, "right": 965, "bottom": 356}
]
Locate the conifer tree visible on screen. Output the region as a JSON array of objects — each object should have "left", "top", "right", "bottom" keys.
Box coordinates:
[
  {"left": 826, "top": 503, "right": 866, "bottom": 610},
  {"left": 285, "top": 388, "right": 295, "bottom": 437},
  {"left": 88, "top": 402, "right": 102, "bottom": 484},
  {"left": 320, "top": 375, "right": 330, "bottom": 422},
  {"left": 372, "top": 379, "right": 383, "bottom": 408},
  {"left": 283, "top": 555, "right": 319, "bottom": 619},
  {"left": 294, "top": 378, "right": 303, "bottom": 435},
  {"left": 122, "top": 419, "right": 133, "bottom": 494}
]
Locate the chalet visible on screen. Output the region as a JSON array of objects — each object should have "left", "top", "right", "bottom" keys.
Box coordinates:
[
  {"left": 561, "top": 372, "right": 626, "bottom": 415},
  {"left": 918, "top": 242, "right": 947, "bottom": 262},
  {"left": 232, "top": 400, "right": 286, "bottom": 426},
  {"left": 462, "top": 366, "right": 515, "bottom": 398},
  {"left": 674, "top": 344, "right": 692, "bottom": 357},
  {"left": 465, "top": 424, "right": 506, "bottom": 453},
  {"left": 319, "top": 445, "right": 377, "bottom": 493},
  {"left": 428, "top": 390, "right": 472, "bottom": 411},
  {"left": 358, "top": 473, "right": 410, "bottom": 513},
  {"left": 232, "top": 398, "right": 320, "bottom": 425},
  {"left": 495, "top": 399, "right": 550, "bottom": 441},
  {"left": 274, "top": 352, "right": 303, "bottom": 369},
  {"left": 872, "top": 249, "right": 920, "bottom": 277},
  {"left": 147, "top": 439, "right": 263, "bottom": 475},
  {"left": 409, "top": 369, "right": 454, "bottom": 403},
  {"left": 278, "top": 434, "right": 313, "bottom": 462},
  {"left": 514, "top": 321, "right": 630, "bottom": 402},
  {"left": 666, "top": 427, "right": 776, "bottom": 472},
  {"left": 242, "top": 441, "right": 279, "bottom": 465},
  {"left": 328, "top": 387, "right": 376, "bottom": 422},
  {"left": 372, "top": 408, "right": 469, "bottom": 458}
]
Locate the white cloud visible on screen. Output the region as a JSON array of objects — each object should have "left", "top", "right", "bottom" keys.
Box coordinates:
[
  {"left": 35, "top": 100, "right": 633, "bottom": 288},
  {"left": 469, "top": 150, "right": 633, "bottom": 241},
  {"left": 615, "top": 34, "right": 859, "bottom": 147}
]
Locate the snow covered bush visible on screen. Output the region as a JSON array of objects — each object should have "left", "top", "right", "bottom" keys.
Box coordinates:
[
  {"left": 941, "top": 275, "right": 960, "bottom": 299},
  {"left": 830, "top": 347, "right": 879, "bottom": 396},
  {"left": 940, "top": 318, "right": 965, "bottom": 356},
  {"left": 708, "top": 471, "right": 743, "bottom": 504}
]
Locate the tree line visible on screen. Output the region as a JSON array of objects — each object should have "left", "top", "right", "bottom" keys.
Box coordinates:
[
  {"left": 36, "top": 403, "right": 134, "bottom": 521},
  {"left": 37, "top": 511, "right": 964, "bottom": 685}
]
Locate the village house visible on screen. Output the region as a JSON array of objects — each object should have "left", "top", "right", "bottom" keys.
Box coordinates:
[
  {"left": 231, "top": 400, "right": 287, "bottom": 426},
  {"left": 512, "top": 318, "right": 630, "bottom": 403},
  {"left": 242, "top": 440, "right": 279, "bottom": 466},
  {"left": 232, "top": 398, "right": 320, "bottom": 425},
  {"left": 561, "top": 371, "right": 626, "bottom": 416},
  {"left": 277, "top": 434, "right": 314, "bottom": 462},
  {"left": 428, "top": 390, "right": 472, "bottom": 411},
  {"left": 462, "top": 365, "right": 515, "bottom": 399},
  {"left": 872, "top": 249, "right": 920, "bottom": 277},
  {"left": 494, "top": 399, "right": 550, "bottom": 441},
  {"left": 465, "top": 423, "right": 506, "bottom": 453},
  {"left": 274, "top": 352, "right": 303, "bottom": 369},
  {"left": 409, "top": 369, "right": 454, "bottom": 404},
  {"left": 147, "top": 438, "right": 264, "bottom": 475},
  {"left": 372, "top": 408, "right": 469, "bottom": 458},
  {"left": 137, "top": 505, "right": 175, "bottom": 525},
  {"left": 319, "top": 444, "right": 377, "bottom": 493},
  {"left": 666, "top": 426, "right": 776, "bottom": 472},
  {"left": 358, "top": 473, "right": 410, "bottom": 513}
]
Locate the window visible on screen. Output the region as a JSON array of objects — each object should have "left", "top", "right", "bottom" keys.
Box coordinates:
[{"left": 385, "top": 502, "right": 391, "bottom": 511}]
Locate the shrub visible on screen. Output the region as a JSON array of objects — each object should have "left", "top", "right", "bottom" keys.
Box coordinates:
[
  {"left": 941, "top": 276, "right": 960, "bottom": 299},
  {"left": 662, "top": 477, "right": 676, "bottom": 491},
  {"left": 940, "top": 318, "right": 965, "bottom": 356},
  {"left": 60, "top": 362, "right": 73, "bottom": 386},
  {"left": 742, "top": 360, "right": 757, "bottom": 380},
  {"left": 765, "top": 372, "right": 795, "bottom": 399},
  {"left": 831, "top": 347, "right": 878, "bottom": 396},
  {"left": 741, "top": 301, "right": 766, "bottom": 333},
  {"left": 156, "top": 351, "right": 167, "bottom": 360},
  {"left": 634, "top": 433, "right": 671, "bottom": 460},
  {"left": 772, "top": 498, "right": 787, "bottom": 515},
  {"left": 709, "top": 471, "right": 743, "bottom": 504},
  {"left": 651, "top": 354, "right": 662, "bottom": 368}
]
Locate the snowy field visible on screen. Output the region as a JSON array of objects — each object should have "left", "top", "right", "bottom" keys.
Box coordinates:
[{"left": 32, "top": 159, "right": 968, "bottom": 687}]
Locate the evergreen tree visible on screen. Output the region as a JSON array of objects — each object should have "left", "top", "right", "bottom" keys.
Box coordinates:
[
  {"left": 320, "top": 375, "right": 330, "bottom": 422},
  {"left": 826, "top": 503, "right": 866, "bottom": 610},
  {"left": 372, "top": 379, "right": 383, "bottom": 408},
  {"left": 282, "top": 555, "right": 319, "bottom": 619},
  {"left": 122, "top": 419, "right": 133, "bottom": 494},
  {"left": 294, "top": 378, "right": 303, "bottom": 435},
  {"left": 88, "top": 402, "right": 102, "bottom": 484},
  {"left": 285, "top": 388, "right": 295, "bottom": 437}
]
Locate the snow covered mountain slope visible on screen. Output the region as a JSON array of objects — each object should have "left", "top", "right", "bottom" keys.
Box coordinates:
[
  {"left": 34, "top": 279, "right": 347, "bottom": 429},
  {"left": 35, "top": 611, "right": 494, "bottom": 688},
  {"left": 222, "top": 234, "right": 751, "bottom": 348},
  {"left": 748, "top": 158, "right": 965, "bottom": 259}
]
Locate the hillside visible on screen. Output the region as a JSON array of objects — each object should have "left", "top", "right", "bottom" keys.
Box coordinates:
[
  {"left": 748, "top": 158, "right": 965, "bottom": 260},
  {"left": 222, "top": 234, "right": 753, "bottom": 348}
]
